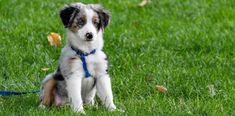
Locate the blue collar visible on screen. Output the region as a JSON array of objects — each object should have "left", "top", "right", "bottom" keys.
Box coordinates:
[{"left": 71, "top": 46, "right": 96, "bottom": 78}]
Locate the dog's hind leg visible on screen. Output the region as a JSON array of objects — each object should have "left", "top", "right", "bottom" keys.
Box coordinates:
[{"left": 40, "top": 73, "right": 56, "bottom": 107}]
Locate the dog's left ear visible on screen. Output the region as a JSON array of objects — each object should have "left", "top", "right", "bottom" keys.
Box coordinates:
[{"left": 91, "top": 4, "right": 110, "bottom": 30}]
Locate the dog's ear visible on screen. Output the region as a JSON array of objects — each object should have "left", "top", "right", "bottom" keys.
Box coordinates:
[
  {"left": 59, "top": 5, "right": 79, "bottom": 28},
  {"left": 91, "top": 4, "right": 110, "bottom": 30}
]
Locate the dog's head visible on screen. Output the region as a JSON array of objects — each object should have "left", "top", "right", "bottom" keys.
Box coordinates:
[{"left": 59, "top": 3, "right": 110, "bottom": 43}]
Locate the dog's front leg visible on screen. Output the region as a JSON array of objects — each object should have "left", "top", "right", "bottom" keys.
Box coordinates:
[
  {"left": 96, "top": 74, "right": 116, "bottom": 111},
  {"left": 66, "top": 74, "right": 85, "bottom": 113}
]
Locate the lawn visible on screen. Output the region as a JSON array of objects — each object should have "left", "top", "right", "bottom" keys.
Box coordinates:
[{"left": 0, "top": 0, "right": 235, "bottom": 115}]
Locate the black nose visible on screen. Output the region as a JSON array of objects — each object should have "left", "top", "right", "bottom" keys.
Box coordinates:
[{"left": 85, "top": 32, "right": 93, "bottom": 40}]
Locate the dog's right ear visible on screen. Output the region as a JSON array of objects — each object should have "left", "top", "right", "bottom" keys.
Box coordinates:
[{"left": 59, "top": 5, "right": 78, "bottom": 28}]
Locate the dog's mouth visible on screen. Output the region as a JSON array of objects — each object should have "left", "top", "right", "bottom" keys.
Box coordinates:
[{"left": 85, "top": 38, "right": 93, "bottom": 42}]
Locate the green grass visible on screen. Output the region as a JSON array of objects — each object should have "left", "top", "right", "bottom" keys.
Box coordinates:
[{"left": 0, "top": 0, "right": 235, "bottom": 115}]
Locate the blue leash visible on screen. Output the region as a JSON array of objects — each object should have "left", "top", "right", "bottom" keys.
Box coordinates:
[{"left": 0, "top": 90, "right": 40, "bottom": 96}]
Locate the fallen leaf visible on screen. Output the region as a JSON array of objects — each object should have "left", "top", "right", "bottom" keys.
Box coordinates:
[
  {"left": 41, "top": 68, "right": 50, "bottom": 71},
  {"left": 47, "top": 32, "right": 61, "bottom": 46},
  {"left": 138, "top": 0, "right": 151, "bottom": 7},
  {"left": 156, "top": 85, "right": 167, "bottom": 93},
  {"left": 138, "top": 0, "right": 148, "bottom": 7},
  {"left": 207, "top": 84, "right": 216, "bottom": 96}
]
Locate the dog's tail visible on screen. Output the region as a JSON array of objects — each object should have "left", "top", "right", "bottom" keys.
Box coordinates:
[{"left": 40, "top": 72, "right": 57, "bottom": 106}]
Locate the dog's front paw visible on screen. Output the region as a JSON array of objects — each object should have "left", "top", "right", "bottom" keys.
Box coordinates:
[
  {"left": 107, "top": 104, "right": 116, "bottom": 112},
  {"left": 73, "top": 106, "right": 86, "bottom": 114},
  {"left": 83, "top": 99, "right": 95, "bottom": 106}
]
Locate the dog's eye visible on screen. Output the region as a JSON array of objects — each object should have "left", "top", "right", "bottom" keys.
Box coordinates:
[
  {"left": 94, "top": 22, "right": 99, "bottom": 26},
  {"left": 77, "top": 19, "right": 85, "bottom": 28},
  {"left": 93, "top": 21, "right": 99, "bottom": 27}
]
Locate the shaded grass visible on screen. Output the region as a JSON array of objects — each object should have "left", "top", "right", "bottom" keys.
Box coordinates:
[{"left": 0, "top": 0, "right": 234, "bottom": 115}]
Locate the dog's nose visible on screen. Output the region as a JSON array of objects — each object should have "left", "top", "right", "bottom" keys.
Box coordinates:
[{"left": 85, "top": 32, "right": 93, "bottom": 40}]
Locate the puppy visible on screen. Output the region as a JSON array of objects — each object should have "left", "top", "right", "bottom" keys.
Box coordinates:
[{"left": 40, "top": 3, "right": 116, "bottom": 113}]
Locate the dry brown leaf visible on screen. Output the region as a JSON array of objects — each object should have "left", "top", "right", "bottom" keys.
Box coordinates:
[
  {"left": 47, "top": 32, "right": 61, "bottom": 46},
  {"left": 41, "top": 68, "right": 50, "bottom": 71},
  {"left": 156, "top": 85, "right": 167, "bottom": 93}
]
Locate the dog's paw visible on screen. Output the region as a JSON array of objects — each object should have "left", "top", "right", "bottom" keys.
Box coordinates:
[
  {"left": 107, "top": 104, "right": 117, "bottom": 112},
  {"left": 75, "top": 110, "right": 86, "bottom": 114},
  {"left": 83, "top": 99, "right": 95, "bottom": 106},
  {"left": 73, "top": 107, "right": 86, "bottom": 114},
  {"left": 117, "top": 108, "right": 125, "bottom": 113},
  {"left": 38, "top": 104, "right": 46, "bottom": 109}
]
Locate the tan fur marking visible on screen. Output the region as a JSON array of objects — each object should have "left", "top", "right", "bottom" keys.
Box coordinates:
[
  {"left": 92, "top": 16, "right": 99, "bottom": 22},
  {"left": 69, "top": 16, "right": 87, "bottom": 32},
  {"left": 80, "top": 16, "right": 86, "bottom": 23},
  {"left": 69, "top": 23, "right": 78, "bottom": 32},
  {"left": 42, "top": 78, "right": 56, "bottom": 106}
]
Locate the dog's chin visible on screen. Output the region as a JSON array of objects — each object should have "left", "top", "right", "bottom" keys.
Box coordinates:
[
  {"left": 84, "top": 39, "right": 96, "bottom": 43},
  {"left": 85, "top": 39, "right": 93, "bottom": 42}
]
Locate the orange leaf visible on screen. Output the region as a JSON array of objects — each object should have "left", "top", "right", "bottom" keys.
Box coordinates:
[{"left": 47, "top": 32, "right": 61, "bottom": 46}]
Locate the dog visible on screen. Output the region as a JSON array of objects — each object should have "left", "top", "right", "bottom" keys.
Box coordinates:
[{"left": 40, "top": 3, "right": 116, "bottom": 113}]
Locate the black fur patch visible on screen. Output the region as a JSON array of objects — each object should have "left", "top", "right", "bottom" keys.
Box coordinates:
[
  {"left": 98, "top": 11, "right": 110, "bottom": 29},
  {"left": 54, "top": 67, "right": 64, "bottom": 81},
  {"left": 60, "top": 6, "right": 78, "bottom": 28},
  {"left": 91, "top": 5, "right": 110, "bottom": 30}
]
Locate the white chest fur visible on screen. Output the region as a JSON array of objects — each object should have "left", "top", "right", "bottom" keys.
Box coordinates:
[{"left": 59, "top": 46, "right": 108, "bottom": 78}]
